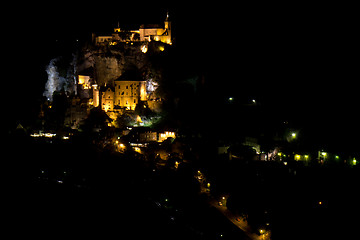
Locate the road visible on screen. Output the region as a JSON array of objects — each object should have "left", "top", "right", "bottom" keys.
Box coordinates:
[
  {"left": 209, "top": 198, "right": 270, "bottom": 240},
  {"left": 197, "top": 171, "right": 270, "bottom": 240}
]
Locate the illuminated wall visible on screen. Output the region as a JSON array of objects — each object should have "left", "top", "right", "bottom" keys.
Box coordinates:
[
  {"left": 158, "top": 131, "right": 176, "bottom": 142},
  {"left": 95, "top": 36, "right": 112, "bottom": 45},
  {"left": 114, "top": 80, "right": 147, "bottom": 110},
  {"left": 139, "top": 25, "right": 171, "bottom": 44},
  {"left": 96, "top": 15, "right": 171, "bottom": 45},
  {"left": 92, "top": 84, "right": 99, "bottom": 107},
  {"left": 78, "top": 75, "right": 91, "bottom": 89},
  {"left": 101, "top": 87, "right": 114, "bottom": 112},
  {"left": 139, "top": 131, "right": 158, "bottom": 142}
]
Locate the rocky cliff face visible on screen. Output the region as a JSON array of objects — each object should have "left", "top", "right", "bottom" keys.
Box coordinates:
[
  {"left": 83, "top": 43, "right": 151, "bottom": 87},
  {"left": 94, "top": 55, "right": 124, "bottom": 86},
  {"left": 43, "top": 40, "right": 171, "bottom": 107}
]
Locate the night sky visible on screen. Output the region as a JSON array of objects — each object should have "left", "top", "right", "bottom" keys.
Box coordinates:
[{"left": 6, "top": 2, "right": 358, "bottom": 151}]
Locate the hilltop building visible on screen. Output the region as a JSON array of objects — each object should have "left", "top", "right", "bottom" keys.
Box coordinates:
[
  {"left": 62, "top": 14, "right": 170, "bottom": 128},
  {"left": 90, "top": 70, "right": 147, "bottom": 120},
  {"left": 94, "top": 13, "right": 172, "bottom": 45}
]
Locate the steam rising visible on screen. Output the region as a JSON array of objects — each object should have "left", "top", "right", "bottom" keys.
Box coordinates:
[
  {"left": 43, "top": 58, "right": 64, "bottom": 101},
  {"left": 146, "top": 78, "right": 158, "bottom": 94},
  {"left": 43, "top": 56, "right": 77, "bottom": 101}
]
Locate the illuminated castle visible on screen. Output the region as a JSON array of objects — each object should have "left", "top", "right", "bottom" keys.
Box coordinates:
[
  {"left": 99, "top": 70, "right": 147, "bottom": 111},
  {"left": 64, "top": 14, "right": 171, "bottom": 128},
  {"left": 66, "top": 70, "right": 149, "bottom": 127},
  {"left": 94, "top": 12, "right": 172, "bottom": 45}
]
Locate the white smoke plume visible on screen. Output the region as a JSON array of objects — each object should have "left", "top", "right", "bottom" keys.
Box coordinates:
[
  {"left": 146, "top": 78, "right": 159, "bottom": 94},
  {"left": 43, "top": 56, "right": 77, "bottom": 101},
  {"left": 43, "top": 58, "right": 62, "bottom": 101}
]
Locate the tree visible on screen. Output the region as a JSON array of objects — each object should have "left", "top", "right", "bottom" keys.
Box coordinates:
[
  {"left": 80, "top": 107, "right": 111, "bottom": 132},
  {"left": 229, "top": 144, "right": 257, "bottom": 161}
]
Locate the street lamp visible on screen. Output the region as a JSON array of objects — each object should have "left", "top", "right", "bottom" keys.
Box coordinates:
[
  {"left": 259, "top": 229, "right": 266, "bottom": 239},
  {"left": 318, "top": 151, "right": 327, "bottom": 164},
  {"left": 286, "top": 132, "right": 297, "bottom": 142}
]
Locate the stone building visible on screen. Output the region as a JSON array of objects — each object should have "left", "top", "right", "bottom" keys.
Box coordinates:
[{"left": 94, "top": 13, "right": 172, "bottom": 45}]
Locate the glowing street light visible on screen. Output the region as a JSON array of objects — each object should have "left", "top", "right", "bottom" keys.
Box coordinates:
[
  {"left": 287, "top": 132, "right": 298, "bottom": 142},
  {"left": 141, "top": 44, "right": 148, "bottom": 53},
  {"left": 259, "top": 229, "right": 266, "bottom": 239},
  {"left": 318, "top": 151, "right": 327, "bottom": 164}
]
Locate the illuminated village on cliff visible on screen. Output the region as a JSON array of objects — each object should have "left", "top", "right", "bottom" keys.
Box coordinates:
[
  {"left": 31, "top": 11, "right": 360, "bottom": 168},
  {"left": 11, "top": 10, "right": 359, "bottom": 240},
  {"left": 39, "top": 13, "right": 175, "bottom": 143}
]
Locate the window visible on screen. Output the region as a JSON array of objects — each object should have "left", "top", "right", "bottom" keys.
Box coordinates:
[{"left": 126, "top": 86, "right": 128, "bottom": 89}]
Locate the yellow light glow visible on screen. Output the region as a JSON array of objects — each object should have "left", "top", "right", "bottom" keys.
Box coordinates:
[
  {"left": 141, "top": 45, "right": 148, "bottom": 53},
  {"left": 78, "top": 76, "right": 84, "bottom": 84},
  {"left": 136, "top": 115, "right": 143, "bottom": 123},
  {"left": 140, "top": 82, "right": 147, "bottom": 101},
  {"left": 78, "top": 75, "right": 90, "bottom": 89},
  {"left": 158, "top": 45, "right": 165, "bottom": 51},
  {"left": 295, "top": 154, "right": 301, "bottom": 161}
]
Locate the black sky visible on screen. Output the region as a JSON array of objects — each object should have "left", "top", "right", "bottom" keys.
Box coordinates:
[{"left": 5, "top": 2, "right": 358, "bottom": 151}]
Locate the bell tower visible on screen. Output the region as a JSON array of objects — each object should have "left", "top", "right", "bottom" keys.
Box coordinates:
[{"left": 164, "top": 11, "right": 172, "bottom": 44}]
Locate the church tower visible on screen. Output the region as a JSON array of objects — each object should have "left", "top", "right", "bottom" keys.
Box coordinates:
[{"left": 164, "top": 11, "right": 172, "bottom": 44}]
